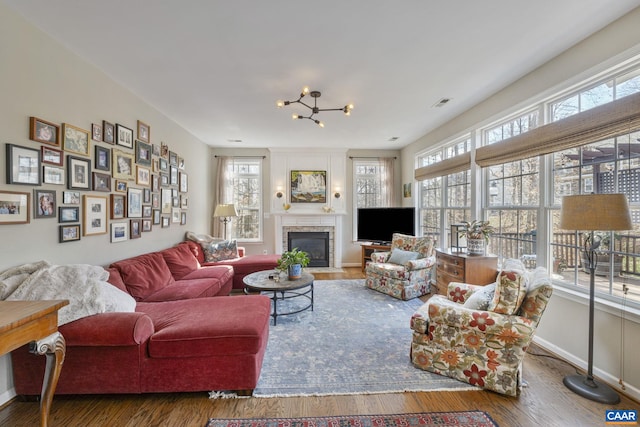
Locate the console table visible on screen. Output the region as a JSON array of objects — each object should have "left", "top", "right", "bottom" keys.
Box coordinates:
[
  {"left": 361, "top": 243, "right": 391, "bottom": 271},
  {"left": 0, "top": 300, "right": 68, "bottom": 427},
  {"left": 434, "top": 249, "right": 498, "bottom": 296}
]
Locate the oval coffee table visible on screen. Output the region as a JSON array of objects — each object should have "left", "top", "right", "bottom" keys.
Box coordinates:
[{"left": 243, "top": 270, "right": 314, "bottom": 325}]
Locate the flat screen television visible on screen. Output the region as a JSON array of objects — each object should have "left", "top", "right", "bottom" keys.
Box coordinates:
[{"left": 357, "top": 207, "right": 416, "bottom": 244}]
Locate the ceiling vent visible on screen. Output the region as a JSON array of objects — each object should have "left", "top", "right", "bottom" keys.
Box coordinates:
[{"left": 432, "top": 98, "right": 451, "bottom": 108}]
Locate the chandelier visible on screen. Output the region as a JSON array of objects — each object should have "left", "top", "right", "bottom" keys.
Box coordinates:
[{"left": 276, "top": 87, "right": 353, "bottom": 127}]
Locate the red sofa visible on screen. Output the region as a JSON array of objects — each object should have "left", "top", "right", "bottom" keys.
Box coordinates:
[{"left": 11, "top": 243, "right": 272, "bottom": 396}]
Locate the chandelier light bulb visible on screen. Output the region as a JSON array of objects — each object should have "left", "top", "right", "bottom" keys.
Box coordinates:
[
  {"left": 292, "top": 113, "right": 299, "bottom": 120},
  {"left": 276, "top": 100, "right": 284, "bottom": 108},
  {"left": 301, "top": 86, "right": 310, "bottom": 95}
]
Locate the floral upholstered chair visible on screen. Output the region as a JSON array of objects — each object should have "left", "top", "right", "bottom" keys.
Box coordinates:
[
  {"left": 365, "top": 233, "right": 436, "bottom": 300},
  {"left": 409, "top": 260, "right": 553, "bottom": 396}
]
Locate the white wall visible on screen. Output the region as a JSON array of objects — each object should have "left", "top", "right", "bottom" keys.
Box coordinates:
[
  {"left": 0, "top": 4, "right": 212, "bottom": 404},
  {"left": 401, "top": 7, "right": 640, "bottom": 400}
]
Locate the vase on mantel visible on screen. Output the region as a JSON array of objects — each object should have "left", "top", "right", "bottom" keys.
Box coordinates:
[{"left": 467, "top": 238, "right": 486, "bottom": 255}]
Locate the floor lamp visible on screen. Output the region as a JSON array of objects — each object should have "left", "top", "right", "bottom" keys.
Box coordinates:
[
  {"left": 213, "top": 203, "right": 238, "bottom": 240},
  {"left": 559, "top": 193, "right": 632, "bottom": 404}
]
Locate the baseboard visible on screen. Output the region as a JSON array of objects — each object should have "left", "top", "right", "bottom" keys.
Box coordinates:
[
  {"left": 0, "top": 387, "right": 16, "bottom": 408},
  {"left": 533, "top": 336, "right": 640, "bottom": 403}
]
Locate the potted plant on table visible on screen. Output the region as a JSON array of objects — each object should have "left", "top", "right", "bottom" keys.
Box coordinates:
[
  {"left": 276, "top": 247, "right": 310, "bottom": 280},
  {"left": 460, "top": 220, "right": 495, "bottom": 255}
]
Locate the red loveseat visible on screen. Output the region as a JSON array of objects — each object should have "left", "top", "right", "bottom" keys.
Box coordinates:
[{"left": 11, "top": 243, "right": 272, "bottom": 396}]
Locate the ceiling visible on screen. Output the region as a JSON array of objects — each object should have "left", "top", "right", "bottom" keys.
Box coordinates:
[{"left": 4, "top": 1, "right": 640, "bottom": 150}]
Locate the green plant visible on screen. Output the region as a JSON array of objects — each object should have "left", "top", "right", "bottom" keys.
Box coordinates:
[
  {"left": 460, "top": 220, "right": 495, "bottom": 242},
  {"left": 276, "top": 247, "right": 310, "bottom": 271}
]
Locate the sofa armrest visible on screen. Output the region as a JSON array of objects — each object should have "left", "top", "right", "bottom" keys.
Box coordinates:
[
  {"left": 370, "top": 251, "right": 390, "bottom": 263},
  {"left": 59, "top": 312, "right": 154, "bottom": 347},
  {"left": 406, "top": 255, "right": 435, "bottom": 271},
  {"left": 446, "top": 282, "right": 485, "bottom": 303}
]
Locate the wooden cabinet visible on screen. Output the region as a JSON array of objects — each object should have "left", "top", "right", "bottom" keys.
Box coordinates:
[
  {"left": 361, "top": 244, "right": 391, "bottom": 272},
  {"left": 434, "top": 249, "right": 498, "bottom": 295}
]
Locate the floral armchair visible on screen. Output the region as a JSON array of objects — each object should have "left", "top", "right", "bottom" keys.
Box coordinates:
[
  {"left": 409, "top": 263, "right": 553, "bottom": 396},
  {"left": 365, "top": 233, "right": 436, "bottom": 300}
]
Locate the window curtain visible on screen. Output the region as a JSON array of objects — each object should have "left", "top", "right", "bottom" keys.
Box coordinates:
[
  {"left": 381, "top": 157, "right": 395, "bottom": 206},
  {"left": 475, "top": 91, "right": 640, "bottom": 167},
  {"left": 213, "top": 156, "right": 231, "bottom": 238},
  {"left": 414, "top": 152, "right": 471, "bottom": 181}
]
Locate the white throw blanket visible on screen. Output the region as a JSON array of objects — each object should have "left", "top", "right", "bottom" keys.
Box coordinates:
[{"left": 0, "top": 261, "right": 136, "bottom": 326}]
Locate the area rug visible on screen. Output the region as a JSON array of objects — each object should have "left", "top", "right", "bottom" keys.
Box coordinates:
[
  {"left": 251, "top": 279, "right": 476, "bottom": 397},
  {"left": 206, "top": 411, "right": 498, "bottom": 427}
]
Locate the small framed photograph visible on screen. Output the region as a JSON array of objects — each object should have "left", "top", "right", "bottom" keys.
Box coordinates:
[
  {"left": 111, "top": 221, "right": 129, "bottom": 243},
  {"left": 152, "top": 158, "right": 159, "bottom": 173},
  {"left": 170, "top": 166, "right": 178, "bottom": 185},
  {"left": 0, "top": 191, "right": 30, "bottom": 224},
  {"left": 41, "top": 146, "right": 63, "bottom": 166},
  {"left": 151, "top": 174, "right": 159, "bottom": 192},
  {"left": 142, "top": 218, "right": 152, "bottom": 232},
  {"left": 112, "top": 149, "right": 134, "bottom": 180},
  {"left": 178, "top": 157, "right": 185, "bottom": 170},
  {"left": 67, "top": 155, "right": 91, "bottom": 190},
  {"left": 115, "top": 123, "right": 134, "bottom": 148},
  {"left": 83, "top": 195, "right": 108, "bottom": 236},
  {"left": 95, "top": 145, "right": 111, "bottom": 171},
  {"left": 43, "top": 165, "right": 65, "bottom": 185},
  {"left": 137, "top": 120, "right": 150, "bottom": 143},
  {"left": 59, "top": 206, "right": 79, "bottom": 223},
  {"left": 160, "top": 173, "right": 169, "bottom": 187},
  {"left": 180, "top": 211, "right": 187, "bottom": 225},
  {"left": 179, "top": 172, "right": 188, "bottom": 193},
  {"left": 136, "top": 165, "right": 150, "bottom": 186},
  {"left": 159, "top": 157, "right": 168, "bottom": 172},
  {"left": 59, "top": 224, "right": 81, "bottom": 243},
  {"left": 171, "top": 207, "right": 181, "bottom": 223},
  {"left": 142, "top": 205, "right": 152, "bottom": 218},
  {"left": 161, "top": 142, "right": 169, "bottom": 159},
  {"left": 169, "top": 151, "right": 178, "bottom": 166},
  {"left": 172, "top": 196, "right": 179, "bottom": 208},
  {"left": 110, "top": 194, "right": 126, "bottom": 219},
  {"left": 63, "top": 191, "right": 80, "bottom": 205},
  {"left": 151, "top": 192, "right": 160, "bottom": 209},
  {"left": 130, "top": 219, "right": 142, "bottom": 239},
  {"left": 161, "top": 188, "right": 172, "bottom": 214},
  {"left": 62, "top": 123, "right": 90, "bottom": 156},
  {"left": 92, "top": 123, "right": 103, "bottom": 142},
  {"left": 6, "top": 144, "right": 41, "bottom": 185},
  {"left": 92, "top": 172, "right": 111, "bottom": 192},
  {"left": 34, "top": 190, "right": 56, "bottom": 219},
  {"left": 115, "top": 180, "right": 127, "bottom": 193},
  {"left": 152, "top": 144, "right": 160, "bottom": 157},
  {"left": 180, "top": 195, "right": 188, "bottom": 209},
  {"left": 135, "top": 139, "right": 152, "bottom": 166},
  {"left": 152, "top": 209, "right": 161, "bottom": 225},
  {"left": 161, "top": 216, "right": 170, "bottom": 228},
  {"left": 127, "top": 187, "right": 143, "bottom": 218},
  {"left": 143, "top": 188, "right": 151, "bottom": 203},
  {"left": 30, "top": 117, "right": 59, "bottom": 146},
  {"left": 102, "top": 120, "right": 115, "bottom": 144}
]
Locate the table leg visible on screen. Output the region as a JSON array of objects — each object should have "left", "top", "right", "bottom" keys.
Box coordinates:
[{"left": 29, "top": 332, "right": 66, "bottom": 427}]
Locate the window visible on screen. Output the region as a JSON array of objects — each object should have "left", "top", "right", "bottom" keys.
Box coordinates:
[
  {"left": 353, "top": 159, "right": 393, "bottom": 208},
  {"left": 224, "top": 158, "right": 262, "bottom": 241}
]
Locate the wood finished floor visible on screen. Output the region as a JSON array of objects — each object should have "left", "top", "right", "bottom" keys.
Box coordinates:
[{"left": 1, "top": 268, "right": 638, "bottom": 427}]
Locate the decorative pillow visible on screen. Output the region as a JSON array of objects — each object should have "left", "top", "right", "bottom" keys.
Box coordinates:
[
  {"left": 463, "top": 282, "right": 496, "bottom": 310},
  {"left": 387, "top": 248, "right": 420, "bottom": 265},
  {"left": 204, "top": 239, "right": 239, "bottom": 263},
  {"left": 488, "top": 270, "right": 528, "bottom": 315}
]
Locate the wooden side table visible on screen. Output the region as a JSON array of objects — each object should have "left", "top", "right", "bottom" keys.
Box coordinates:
[
  {"left": 434, "top": 249, "right": 498, "bottom": 296},
  {"left": 361, "top": 244, "right": 391, "bottom": 271},
  {"left": 0, "top": 300, "right": 68, "bottom": 427}
]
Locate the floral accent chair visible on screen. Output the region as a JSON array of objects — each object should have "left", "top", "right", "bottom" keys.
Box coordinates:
[
  {"left": 365, "top": 233, "right": 436, "bottom": 300},
  {"left": 409, "top": 262, "right": 553, "bottom": 396}
]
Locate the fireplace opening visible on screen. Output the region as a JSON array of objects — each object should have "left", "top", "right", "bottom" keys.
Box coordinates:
[{"left": 288, "top": 232, "right": 330, "bottom": 267}]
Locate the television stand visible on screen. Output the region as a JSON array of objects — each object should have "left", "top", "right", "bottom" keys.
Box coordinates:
[{"left": 361, "top": 243, "right": 391, "bottom": 272}]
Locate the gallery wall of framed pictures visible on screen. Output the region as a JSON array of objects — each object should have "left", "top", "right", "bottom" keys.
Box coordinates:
[{"left": 1, "top": 116, "right": 189, "bottom": 244}]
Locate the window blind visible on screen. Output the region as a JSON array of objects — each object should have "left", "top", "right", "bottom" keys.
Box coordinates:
[{"left": 414, "top": 151, "right": 471, "bottom": 181}]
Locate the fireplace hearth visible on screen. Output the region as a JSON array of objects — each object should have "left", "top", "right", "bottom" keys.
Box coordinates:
[{"left": 288, "top": 232, "right": 330, "bottom": 267}]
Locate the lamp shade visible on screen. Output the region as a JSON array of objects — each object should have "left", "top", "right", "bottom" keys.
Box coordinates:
[
  {"left": 559, "top": 194, "right": 632, "bottom": 231},
  {"left": 213, "top": 203, "right": 238, "bottom": 218}
]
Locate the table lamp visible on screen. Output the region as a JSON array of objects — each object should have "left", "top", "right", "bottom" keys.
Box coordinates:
[{"left": 213, "top": 203, "right": 238, "bottom": 240}]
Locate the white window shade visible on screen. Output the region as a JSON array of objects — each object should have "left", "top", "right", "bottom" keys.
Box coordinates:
[{"left": 414, "top": 152, "right": 471, "bottom": 181}]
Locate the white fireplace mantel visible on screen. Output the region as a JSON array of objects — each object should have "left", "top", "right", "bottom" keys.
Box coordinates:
[{"left": 274, "top": 213, "right": 343, "bottom": 268}]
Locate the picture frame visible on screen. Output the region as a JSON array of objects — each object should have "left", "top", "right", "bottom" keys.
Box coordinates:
[
  {"left": 102, "top": 120, "right": 115, "bottom": 144},
  {"left": 171, "top": 207, "right": 181, "bottom": 223},
  {"left": 115, "top": 123, "right": 134, "bottom": 149},
  {"left": 43, "top": 165, "right": 65, "bottom": 185},
  {"left": 136, "top": 165, "right": 150, "bottom": 186},
  {"left": 58, "top": 206, "right": 79, "bottom": 223},
  {"left": 169, "top": 151, "right": 178, "bottom": 166},
  {"left": 67, "top": 155, "right": 91, "bottom": 190},
  {"left": 34, "top": 190, "right": 56, "bottom": 219},
  {"left": 115, "top": 180, "right": 127, "bottom": 193},
  {"left": 59, "top": 224, "right": 81, "bottom": 243},
  {"left": 152, "top": 193, "right": 160, "bottom": 209},
  {"left": 137, "top": 120, "right": 150, "bottom": 143},
  {"left": 41, "top": 146, "right": 63, "bottom": 166},
  {"left": 290, "top": 170, "right": 327, "bottom": 203},
  {"left": 160, "top": 173, "right": 169, "bottom": 187},
  {"left": 161, "top": 216, "right": 170, "bottom": 228},
  {"left": 92, "top": 123, "right": 103, "bottom": 142},
  {"left": 178, "top": 157, "right": 185, "bottom": 170},
  {"left": 30, "top": 117, "right": 59, "bottom": 146},
  {"left": 152, "top": 144, "right": 160, "bottom": 157},
  {"left": 180, "top": 195, "right": 188, "bottom": 209},
  {"left": 180, "top": 211, "right": 187, "bottom": 225},
  {"left": 92, "top": 172, "right": 111, "bottom": 192},
  {"left": 161, "top": 188, "right": 172, "bottom": 214},
  {"left": 179, "top": 172, "right": 188, "bottom": 193},
  {"left": 0, "top": 190, "right": 30, "bottom": 224},
  {"left": 142, "top": 218, "right": 152, "bottom": 232},
  {"left": 63, "top": 191, "right": 80, "bottom": 205},
  {"left": 159, "top": 157, "right": 168, "bottom": 172},
  {"left": 62, "top": 123, "right": 90, "bottom": 156},
  {"left": 170, "top": 166, "right": 178, "bottom": 186},
  {"left": 82, "top": 195, "right": 108, "bottom": 236},
  {"left": 6, "top": 144, "right": 41, "bottom": 185},
  {"left": 110, "top": 221, "right": 129, "bottom": 243},
  {"left": 152, "top": 209, "right": 161, "bottom": 225},
  {"left": 161, "top": 142, "right": 169, "bottom": 159},
  {"left": 151, "top": 174, "right": 159, "bottom": 192},
  {"left": 142, "top": 205, "right": 152, "bottom": 218},
  {"left": 143, "top": 188, "right": 151, "bottom": 204},
  {"left": 127, "top": 187, "right": 143, "bottom": 218},
  {"left": 135, "top": 140, "right": 152, "bottom": 166},
  {"left": 110, "top": 194, "right": 126, "bottom": 219},
  {"left": 94, "top": 145, "right": 111, "bottom": 171},
  {"left": 112, "top": 149, "right": 134, "bottom": 180},
  {"left": 130, "top": 219, "right": 142, "bottom": 239}
]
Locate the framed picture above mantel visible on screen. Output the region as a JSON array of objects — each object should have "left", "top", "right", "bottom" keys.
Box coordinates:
[{"left": 290, "top": 170, "right": 326, "bottom": 203}]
